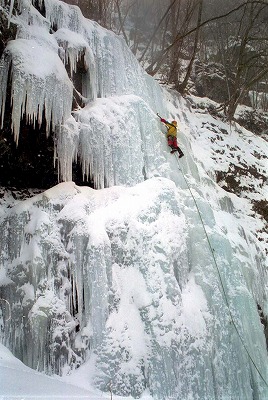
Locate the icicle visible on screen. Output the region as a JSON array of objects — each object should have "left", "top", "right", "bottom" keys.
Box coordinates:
[
  {"left": 43, "top": 0, "right": 84, "bottom": 34},
  {"left": 8, "top": 0, "right": 15, "bottom": 27},
  {"left": 0, "top": 53, "right": 9, "bottom": 130},
  {"left": 56, "top": 95, "right": 165, "bottom": 189},
  {"left": 0, "top": 38, "right": 73, "bottom": 144},
  {"left": 56, "top": 116, "right": 79, "bottom": 182},
  {"left": 53, "top": 28, "right": 96, "bottom": 102}
]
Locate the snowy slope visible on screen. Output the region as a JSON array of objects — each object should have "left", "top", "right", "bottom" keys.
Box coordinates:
[
  {"left": 0, "top": 0, "right": 267, "bottom": 399},
  {"left": 0, "top": 343, "right": 99, "bottom": 399}
]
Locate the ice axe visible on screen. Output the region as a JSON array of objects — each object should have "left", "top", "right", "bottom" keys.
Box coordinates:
[{"left": 157, "top": 113, "right": 167, "bottom": 124}]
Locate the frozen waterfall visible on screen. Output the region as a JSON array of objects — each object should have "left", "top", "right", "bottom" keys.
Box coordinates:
[
  {"left": 0, "top": 0, "right": 166, "bottom": 185},
  {"left": 0, "top": 0, "right": 267, "bottom": 399},
  {"left": 0, "top": 177, "right": 267, "bottom": 399}
]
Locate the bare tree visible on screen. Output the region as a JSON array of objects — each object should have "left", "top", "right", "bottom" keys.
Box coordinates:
[
  {"left": 208, "top": 0, "right": 268, "bottom": 118},
  {"left": 144, "top": 0, "right": 202, "bottom": 84},
  {"left": 177, "top": 0, "right": 203, "bottom": 93}
]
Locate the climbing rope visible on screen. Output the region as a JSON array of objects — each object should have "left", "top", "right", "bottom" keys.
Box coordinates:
[{"left": 174, "top": 153, "right": 268, "bottom": 387}]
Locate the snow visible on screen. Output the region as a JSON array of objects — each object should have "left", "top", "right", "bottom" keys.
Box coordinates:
[
  {"left": 0, "top": 0, "right": 267, "bottom": 399},
  {"left": 0, "top": 343, "right": 105, "bottom": 399},
  {"left": 0, "top": 38, "right": 73, "bottom": 144},
  {"left": 0, "top": 174, "right": 267, "bottom": 399}
]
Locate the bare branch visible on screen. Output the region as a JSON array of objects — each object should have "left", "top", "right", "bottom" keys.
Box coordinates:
[
  {"left": 139, "top": 0, "right": 177, "bottom": 63},
  {"left": 147, "top": 0, "right": 268, "bottom": 71}
]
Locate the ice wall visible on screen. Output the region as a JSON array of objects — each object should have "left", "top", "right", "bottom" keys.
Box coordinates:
[
  {"left": 0, "top": 179, "right": 267, "bottom": 399},
  {"left": 0, "top": 0, "right": 166, "bottom": 185},
  {"left": 58, "top": 95, "right": 167, "bottom": 185}
]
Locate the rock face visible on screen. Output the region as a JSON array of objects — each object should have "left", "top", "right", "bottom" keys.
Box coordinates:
[
  {"left": 0, "top": 116, "right": 57, "bottom": 189},
  {"left": 235, "top": 107, "right": 268, "bottom": 138},
  {"left": 0, "top": 113, "right": 92, "bottom": 189}
]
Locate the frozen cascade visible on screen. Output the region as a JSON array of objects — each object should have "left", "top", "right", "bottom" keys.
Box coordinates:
[
  {"left": 58, "top": 95, "right": 168, "bottom": 186},
  {"left": 0, "top": 0, "right": 166, "bottom": 184},
  {"left": 0, "top": 0, "right": 267, "bottom": 399},
  {"left": 0, "top": 178, "right": 267, "bottom": 399}
]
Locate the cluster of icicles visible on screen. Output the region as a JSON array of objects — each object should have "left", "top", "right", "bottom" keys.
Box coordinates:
[{"left": 0, "top": 0, "right": 165, "bottom": 187}]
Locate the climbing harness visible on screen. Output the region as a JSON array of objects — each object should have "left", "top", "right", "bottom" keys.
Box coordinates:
[{"left": 174, "top": 153, "right": 268, "bottom": 388}]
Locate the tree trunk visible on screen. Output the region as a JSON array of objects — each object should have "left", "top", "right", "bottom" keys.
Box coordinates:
[{"left": 178, "top": 0, "right": 203, "bottom": 94}]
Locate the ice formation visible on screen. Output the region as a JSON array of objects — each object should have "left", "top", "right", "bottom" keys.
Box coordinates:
[
  {"left": 0, "top": 0, "right": 267, "bottom": 399},
  {"left": 0, "top": 0, "right": 165, "bottom": 184},
  {"left": 0, "top": 175, "right": 267, "bottom": 399},
  {"left": 58, "top": 95, "right": 167, "bottom": 185}
]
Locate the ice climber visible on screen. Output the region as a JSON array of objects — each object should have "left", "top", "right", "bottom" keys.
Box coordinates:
[{"left": 157, "top": 113, "right": 184, "bottom": 158}]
